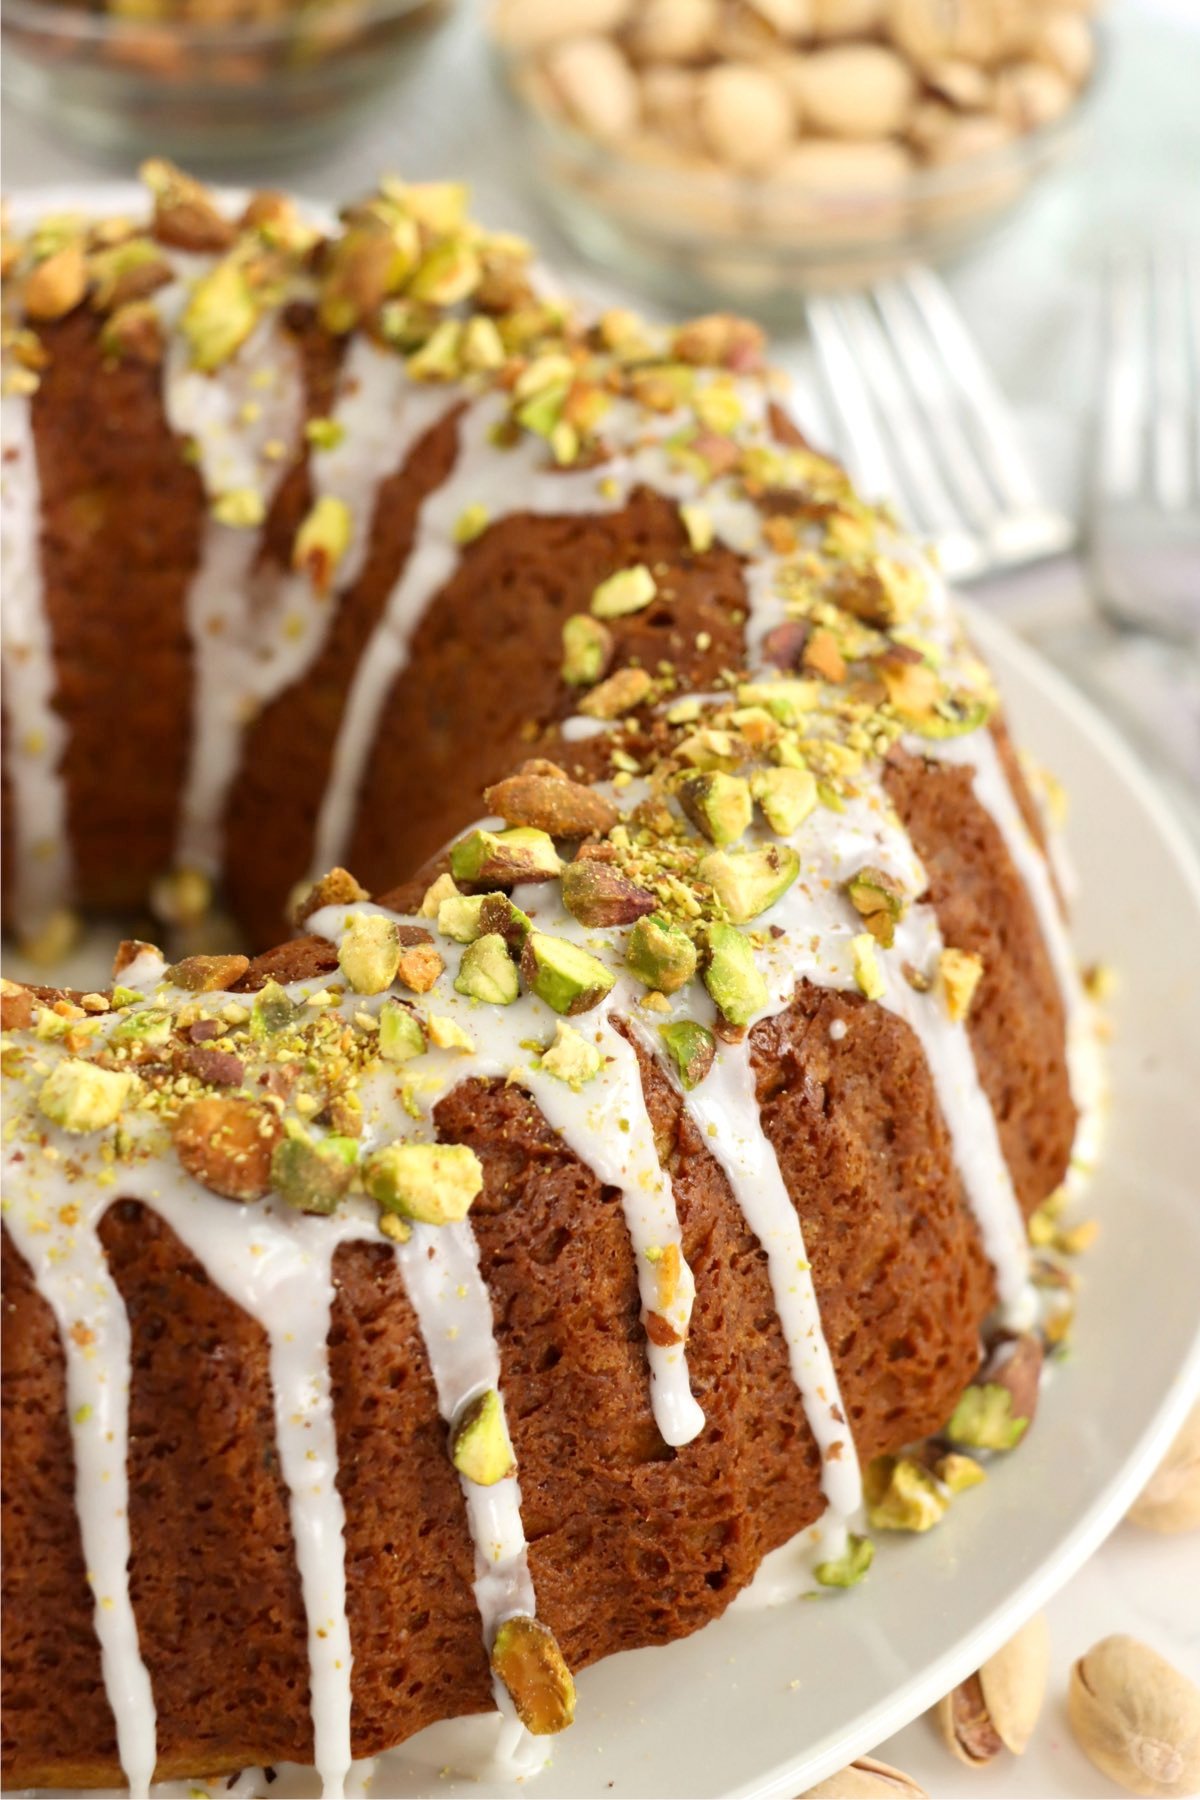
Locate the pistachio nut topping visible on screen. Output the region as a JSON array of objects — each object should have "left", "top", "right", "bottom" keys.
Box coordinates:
[
  {"left": 814, "top": 1533, "right": 874, "bottom": 1590},
  {"left": 450, "top": 1389, "right": 516, "bottom": 1487},
  {"left": 454, "top": 933, "right": 520, "bottom": 1006},
  {"left": 541, "top": 1020, "right": 603, "bottom": 1088},
  {"left": 364, "top": 1141, "right": 484, "bottom": 1226},
  {"left": 490, "top": 1616, "right": 576, "bottom": 1736}
]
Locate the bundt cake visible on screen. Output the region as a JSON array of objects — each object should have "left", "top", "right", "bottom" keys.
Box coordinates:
[{"left": 0, "top": 166, "right": 1103, "bottom": 1795}]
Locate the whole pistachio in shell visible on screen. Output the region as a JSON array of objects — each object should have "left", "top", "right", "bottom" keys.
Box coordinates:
[
  {"left": 934, "top": 1613, "right": 1049, "bottom": 1765},
  {"left": 801, "top": 1755, "right": 928, "bottom": 1798},
  {"left": 1127, "top": 1404, "right": 1200, "bottom": 1535},
  {"left": 1068, "top": 1635, "right": 1200, "bottom": 1799}
]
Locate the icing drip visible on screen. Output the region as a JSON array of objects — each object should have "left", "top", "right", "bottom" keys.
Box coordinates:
[
  {"left": 386, "top": 1222, "right": 539, "bottom": 1735},
  {"left": 2, "top": 1190, "right": 157, "bottom": 1795},
  {"left": 164, "top": 315, "right": 306, "bottom": 879},
  {"left": 684, "top": 1037, "right": 861, "bottom": 1515},
  {"left": 0, "top": 390, "right": 73, "bottom": 937},
  {"left": 918, "top": 730, "right": 1106, "bottom": 1184}
]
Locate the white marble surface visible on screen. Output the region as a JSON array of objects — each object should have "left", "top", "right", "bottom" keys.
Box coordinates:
[{"left": 3, "top": 4, "right": 1200, "bottom": 1795}]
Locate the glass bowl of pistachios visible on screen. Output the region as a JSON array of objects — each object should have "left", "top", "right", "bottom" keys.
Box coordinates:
[
  {"left": 491, "top": 0, "right": 1101, "bottom": 308},
  {"left": 1, "top": 0, "right": 450, "bottom": 167}
]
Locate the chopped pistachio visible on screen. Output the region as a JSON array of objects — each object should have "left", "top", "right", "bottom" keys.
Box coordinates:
[
  {"left": 378, "top": 998, "right": 426, "bottom": 1064},
  {"left": 561, "top": 613, "right": 613, "bottom": 687},
  {"left": 364, "top": 1141, "right": 484, "bottom": 1225},
  {"left": 396, "top": 941, "right": 446, "bottom": 994},
  {"left": 935, "top": 1452, "right": 987, "bottom": 1494},
  {"left": 865, "top": 1455, "right": 948, "bottom": 1532},
  {"left": 936, "top": 947, "right": 983, "bottom": 1023},
  {"left": 455, "top": 934, "right": 520, "bottom": 1006},
  {"left": 699, "top": 845, "right": 799, "bottom": 923},
  {"left": 294, "top": 495, "right": 352, "bottom": 596},
  {"left": 814, "top": 1534, "right": 874, "bottom": 1590},
  {"left": 38, "top": 1059, "right": 130, "bottom": 1133},
  {"left": 305, "top": 417, "right": 346, "bottom": 451},
  {"left": 578, "top": 666, "right": 652, "bottom": 720},
  {"left": 453, "top": 502, "right": 490, "bottom": 545},
  {"left": 750, "top": 766, "right": 818, "bottom": 837},
  {"left": 338, "top": 914, "right": 402, "bottom": 996},
  {"left": 270, "top": 1136, "right": 352, "bottom": 1216},
  {"left": 658, "top": 1020, "right": 716, "bottom": 1090},
  {"left": 181, "top": 258, "right": 258, "bottom": 373},
  {"left": 418, "top": 871, "right": 459, "bottom": 917},
  {"left": 450, "top": 1388, "right": 515, "bottom": 1487},
  {"left": 478, "top": 893, "right": 534, "bottom": 950},
  {"left": 409, "top": 238, "right": 481, "bottom": 306},
  {"left": 625, "top": 914, "right": 698, "bottom": 995},
  {"left": 438, "top": 894, "right": 490, "bottom": 943},
  {"left": 428, "top": 1014, "right": 475, "bottom": 1052},
  {"left": 250, "top": 980, "right": 297, "bottom": 1037},
  {"left": 541, "top": 1020, "right": 603, "bottom": 1088},
  {"left": 450, "top": 826, "right": 561, "bottom": 887},
  {"left": 520, "top": 932, "right": 616, "bottom": 1016},
  {"left": 591, "top": 564, "right": 657, "bottom": 620},
  {"left": 703, "top": 923, "right": 767, "bottom": 1027},
  {"left": 490, "top": 1616, "right": 576, "bottom": 1736},
  {"left": 736, "top": 678, "right": 821, "bottom": 725},
  {"left": 679, "top": 501, "right": 714, "bottom": 553},
  {"left": 678, "top": 772, "right": 753, "bottom": 847},
  {"left": 947, "top": 1383, "right": 1030, "bottom": 1452},
  {"left": 561, "top": 861, "right": 656, "bottom": 929},
  {"left": 212, "top": 488, "right": 265, "bottom": 529},
  {"left": 851, "top": 933, "right": 886, "bottom": 1002},
  {"left": 110, "top": 1008, "right": 173, "bottom": 1048},
  {"left": 846, "top": 867, "right": 908, "bottom": 950}
]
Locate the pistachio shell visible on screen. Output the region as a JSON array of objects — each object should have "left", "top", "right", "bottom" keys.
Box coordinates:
[
  {"left": 937, "top": 1613, "right": 1049, "bottom": 1765},
  {"left": 1127, "top": 1404, "right": 1200, "bottom": 1535},
  {"left": 1068, "top": 1636, "right": 1200, "bottom": 1799},
  {"left": 801, "top": 1756, "right": 927, "bottom": 1797}
]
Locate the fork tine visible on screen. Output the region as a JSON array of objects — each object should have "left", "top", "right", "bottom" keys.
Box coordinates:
[
  {"left": 827, "top": 292, "right": 985, "bottom": 577},
  {"left": 872, "top": 276, "right": 1001, "bottom": 530},
  {"left": 1151, "top": 245, "right": 1194, "bottom": 511},
  {"left": 1098, "top": 250, "right": 1148, "bottom": 503},
  {"left": 901, "top": 266, "right": 1048, "bottom": 513},
  {"left": 805, "top": 295, "right": 900, "bottom": 507}
]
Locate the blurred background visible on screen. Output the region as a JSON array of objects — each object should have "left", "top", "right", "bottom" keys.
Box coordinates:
[{"left": 3, "top": 2, "right": 1198, "bottom": 1792}]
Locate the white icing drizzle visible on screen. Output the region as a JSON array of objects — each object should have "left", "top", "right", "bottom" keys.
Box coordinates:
[
  {"left": 683, "top": 1035, "right": 861, "bottom": 1515},
  {"left": 164, "top": 315, "right": 306, "bottom": 879},
  {"left": 0, "top": 389, "right": 74, "bottom": 936},
  {"left": 386, "top": 1222, "right": 537, "bottom": 1726},
  {"left": 917, "top": 729, "right": 1106, "bottom": 1184},
  {"left": 2, "top": 1183, "right": 157, "bottom": 1795}
]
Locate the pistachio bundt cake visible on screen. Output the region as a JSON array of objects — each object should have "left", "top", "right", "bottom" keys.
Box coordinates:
[{"left": 1, "top": 168, "right": 1101, "bottom": 1794}]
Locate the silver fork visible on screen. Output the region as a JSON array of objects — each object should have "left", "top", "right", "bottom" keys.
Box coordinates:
[
  {"left": 1092, "top": 243, "right": 1200, "bottom": 640},
  {"left": 806, "top": 268, "right": 1075, "bottom": 583}
]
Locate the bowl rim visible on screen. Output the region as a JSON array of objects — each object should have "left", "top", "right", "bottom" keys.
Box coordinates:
[
  {"left": 1, "top": 0, "right": 435, "bottom": 50},
  {"left": 492, "top": 23, "right": 1107, "bottom": 218}
]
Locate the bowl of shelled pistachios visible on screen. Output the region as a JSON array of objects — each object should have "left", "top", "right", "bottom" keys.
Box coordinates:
[
  {"left": 491, "top": 0, "right": 1101, "bottom": 307},
  {"left": 1, "top": 0, "right": 450, "bottom": 167}
]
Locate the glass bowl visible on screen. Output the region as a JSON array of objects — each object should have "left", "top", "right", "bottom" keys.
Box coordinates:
[
  {"left": 495, "top": 39, "right": 1101, "bottom": 313},
  {"left": 1, "top": 0, "right": 450, "bottom": 167}
]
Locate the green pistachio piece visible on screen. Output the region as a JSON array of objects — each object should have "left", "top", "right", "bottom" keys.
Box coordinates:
[
  {"left": 865, "top": 1456, "right": 949, "bottom": 1532},
  {"left": 110, "top": 1008, "right": 173, "bottom": 1047},
  {"left": 845, "top": 866, "right": 908, "bottom": 950},
  {"left": 450, "top": 1388, "right": 516, "bottom": 1486},
  {"left": 814, "top": 1534, "right": 874, "bottom": 1590},
  {"left": 250, "top": 980, "right": 297, "bottom": 1037},
  {"left": 478, "top": 893, "right": 533, "bottom": 951},
  {"left": 703, "top": 923, "right": 768, "bottom": 1027},
  {"left": 293, "top": 495, "right": 352, "bottom": 597},
  {"left": 751, "top": 766, "right": 818, "bottom": 836},
  {"left": 181, "top": 258, "right": 258, "bottom": 373},
  {"left": 935, "top": 1452, "right": 987, "bottom": 1494},
  {"left": 364, "top": 1141, "right": 484, "bottom": 1225},
  {"left": 450, "top": 826, "right": 561, "bottom": 887},
  {"left": 490, "top": 1616, "right": 576, "bottom": 1736},
  {"left": 699, "top": 845, "right": 800, "bottom": 923},
  {"left": 678, "top": 772, "right": 753, "bottom": 847},
  {"left": 590, "top": 564, "right": 657, "bottom": 619},
  {"left": 455, "top": 933, "right": 520, "bottom": 1006},
  {"left": 658, "top": 1020, "right": 716, "bottom": 1090},
  {"left": 735, "top": 678, "right": 821, "bottom": 725},
  {"left": 852, "top": 932, "right": 886, "bottom": 1002},
  {"left": 438, "top": 892, "right": 531, "bottom": 947},
  {"left": 540, "top": 1020, "right": 603, "bottom": 1088},
  {"left": 338, "top": 914, "right": 402, "bottom": 996},
  {"left": 936, "top": 947, "right": 983, "bottom": 1023},
  {"left": 38, "top": 1058, "right": 130, "bottom": 1133},
  {"left": 625, "top": 913, "right": 698, "bottom": 995},
  {"left": 561, "top": 613, "right": 614, "bottom": 687},
  {"left": 947, "top": 1383, "right": 1030, "bottom": 1452},
  {"left": 560, "top": 861, "right": 656, "bottom": 929},
  {"left": 908, "top": 697, "right": 992, "bottom": 739},
  {"left": 519, "top": 932, "right": 616, "bottom": 1016},
  {"left": 409, "top": 238, "right": 481, "bottom": 306},
  {"left": 270, "top": 1136, "right": 353, "bottom": 1216},
  {"left": 578, "top": 666, "right": 653, "bottom": 720},
  {"left": 378, "top": 998, "right": 426, "bottom": 1064}
]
